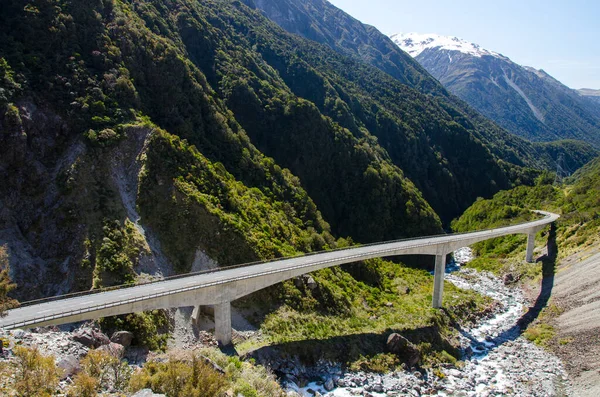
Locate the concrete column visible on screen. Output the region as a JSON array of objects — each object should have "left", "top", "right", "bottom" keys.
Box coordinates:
[
  {"left": 432, "top": 254, "right": 446, "bottom": 309},
  {"left": 214, "top": 302, "right": 232, "bottom": 346},
  {"left": 191, "top": 306, "right": 201, "bottom": 325},
  {"left": 526, "top": 232, "right": 536, "bottom": 263}
]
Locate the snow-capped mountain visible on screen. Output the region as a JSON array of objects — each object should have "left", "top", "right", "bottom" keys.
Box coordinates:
[
  {"left": 391, "top": 32, "right": 505, "bottom": 59},
  {"left": 390, "top": 32, "right": 600, "bottom": 147}
]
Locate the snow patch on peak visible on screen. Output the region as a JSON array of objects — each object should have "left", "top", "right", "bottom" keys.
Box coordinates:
[{"left": 390, "top": 32, "right": 506, "bottom": 59}]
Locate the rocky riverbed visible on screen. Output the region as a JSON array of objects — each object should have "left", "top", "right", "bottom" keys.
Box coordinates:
[{"left": 287, "top": 248, "right": 571, "bottom": 397}]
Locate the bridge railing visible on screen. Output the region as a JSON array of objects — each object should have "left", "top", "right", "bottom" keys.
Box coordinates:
[
  {"left": 14, "top": 212, "right": 553, "bottom": 309},
  {"left": 2, "top": 212, "right": 556, "bottom": 330}
]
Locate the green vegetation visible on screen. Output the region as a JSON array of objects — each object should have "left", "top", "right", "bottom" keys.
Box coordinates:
[
  {"left": 130, "top": 350, "right": 284, "bottom": 397},
  {"left": 0, "top": 346, "right": 61, "bottom": 397},
  {"left": 238, "top": 258, "right": 492, "bottom": 370},
  {"left": 0, "top": 245, "right": 18, "bottom": 316},
  {"left": 453, "top": 157, "right": 600, "bottom": 267},
  {"left": 68, "top": 349, "right": 131, "bottom": 396},
  {"left": 452, "top": 157, "right": 600, "bottom": 350},
  {"left": 99, "top": 310, "right": 171, "bottom": 351},
  {"left": 0, "top": 0, "right": 595, "bottom": 378}
]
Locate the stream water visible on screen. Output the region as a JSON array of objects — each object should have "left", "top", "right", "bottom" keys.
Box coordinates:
[{"left": 290, "top": 248, "right": 571, "bottom": 397}]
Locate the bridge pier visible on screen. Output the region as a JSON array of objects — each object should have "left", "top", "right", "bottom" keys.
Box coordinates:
[
  {"left": 526, "top": 232, "right": 536, "bottom": 263},
  {"left": 432, "top": 254, "right": 446, "bottom": 309},
  {"left": 214, "top": 302, "right": 232, "bottom": 346}
]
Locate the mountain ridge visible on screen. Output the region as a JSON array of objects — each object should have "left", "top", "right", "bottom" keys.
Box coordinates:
[{"left": 392, "top": 32, "right": 600, "bottom": 148}]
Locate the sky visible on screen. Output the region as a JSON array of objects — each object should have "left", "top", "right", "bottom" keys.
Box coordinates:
[{"left": 327, "top": 0, "right": 600, "bottom": 89}]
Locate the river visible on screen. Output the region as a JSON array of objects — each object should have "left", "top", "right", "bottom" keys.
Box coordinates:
[{"left": 290, "top": 248, "right": 571, "bottom": 396}]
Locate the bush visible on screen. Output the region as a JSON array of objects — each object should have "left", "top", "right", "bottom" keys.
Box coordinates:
[
  {"left": 0, "top": 245, "right": 18, "bottom": 316},
  {"left": 129, "top": 354, "right": 227, "bottom": 397},
  {"left": 3, "top": 346, "right": 61, "bottom": 397},
  {"left": 68, "top": 348, "right": 131, "bottom": 396}
]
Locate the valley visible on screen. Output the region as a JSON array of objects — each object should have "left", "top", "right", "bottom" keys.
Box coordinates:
[{"left": 0, "top": 0, "right": 598, "bottom": 396}]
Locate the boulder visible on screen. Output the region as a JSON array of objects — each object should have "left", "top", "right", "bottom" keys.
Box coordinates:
[
  {"left": 72, "top": 328, "right": 110, "bottom": 348},
  {"left": 110, "top": 330, "right": 134, "bottom": 347},
  {"left": 98, "top": 342, "right": 125, "bottom": 358},
  {"left": 386, "top": 333, "right": 421, "bottom": 367},
  {"left": 304, "top": 275, "right": 318, "bottom": 290},
  {"left": 57, "top": 355, "right": 81, "bottom": 379},
  {"left": 503, "top": 273, "right": 515, "bottom": 285},
  {"left": 324, "top": 377, "right": 335, "bottom": 391},
  {"left": 12, "top": 329, "right": 25, "bottom": 339}
]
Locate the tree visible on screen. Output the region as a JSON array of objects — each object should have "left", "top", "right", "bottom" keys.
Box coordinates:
[{"left": 0, "top": 245, "right": 17, "bottom": 316}]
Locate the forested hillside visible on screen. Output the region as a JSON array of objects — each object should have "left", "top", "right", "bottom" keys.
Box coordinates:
[
  {"left": 245, "top": 0, "right": 598, "bottom": 168},
  {"left": 453, "top": 157, "right": 600, "bottom": 275}
]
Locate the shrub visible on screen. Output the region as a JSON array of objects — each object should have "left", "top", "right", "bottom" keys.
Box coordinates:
[
  {"left": 7, "top": 346, "right": 61, "bottom": 397},
  {"left": 129, "top": 353, "right": 227, "bottom": 397}
]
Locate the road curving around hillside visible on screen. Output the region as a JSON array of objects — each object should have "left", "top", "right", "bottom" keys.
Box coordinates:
[{"left": 0, "top": 211, "right": 559, "bottom": 331}]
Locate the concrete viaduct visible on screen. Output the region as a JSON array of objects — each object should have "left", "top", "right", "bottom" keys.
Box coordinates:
[{"left": 0, "top": 211, "right": 559, "bottom": 345}]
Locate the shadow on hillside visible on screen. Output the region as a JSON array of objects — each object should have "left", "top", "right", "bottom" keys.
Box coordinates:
[
  {"left": 516, "top": 222, "right": 557, "bottom": 330},
  {"left": 453, "top": 223, "right": 558, "bottom": 351},
  {"left": 245, "top": 325, "right": 454, "bottom": 370}
]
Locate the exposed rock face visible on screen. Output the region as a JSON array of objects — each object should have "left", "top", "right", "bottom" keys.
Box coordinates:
[
  {"left": 111, "top": 330, "right": 134, "bottom": 347},
  {"left": 386, "top": 333, "right": 421, "bottom": 367}
]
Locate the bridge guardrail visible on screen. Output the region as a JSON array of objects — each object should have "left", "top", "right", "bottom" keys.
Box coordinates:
[
  {"left": 15, "top": 212, "right": 553, "bottom": 309},
  {"left": 1, "top": 212, "right": 557, "bottom": 330}
]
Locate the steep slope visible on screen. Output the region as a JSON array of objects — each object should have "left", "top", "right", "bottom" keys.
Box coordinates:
[
  {"left": 0, "top": 0, "right": 441, "bottom": 299},
  {"left": 393, "top": 33, "right": 600, "bottom": 148},
  {"left": 243, "top": 0, "right": 597, "bottom": 174},
  {"left": 243, "top": 0, "right": 443, "bottom": 94},
  {"left": 0, "top": 0, "right": 595, "bottom": 303}
]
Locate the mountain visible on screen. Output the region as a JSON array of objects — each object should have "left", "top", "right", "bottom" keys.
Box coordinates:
[
  {"left": 392, "top": 33, "right": 600, "bottom": 148},
  {"left": 579, "top": 88, "right": 600, "bottom": 106},
  {"left": 243, "top": 0, "right": 597, "bottom": 169}
]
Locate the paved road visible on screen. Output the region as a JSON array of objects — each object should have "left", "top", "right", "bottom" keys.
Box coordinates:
[{"left": 0, "top": 211, "right": 559, "bottom": 330}]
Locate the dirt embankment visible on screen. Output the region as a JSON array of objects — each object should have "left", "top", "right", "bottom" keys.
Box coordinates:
[{"left": 547, "top": 245, "right": 600, "bottom": 397}]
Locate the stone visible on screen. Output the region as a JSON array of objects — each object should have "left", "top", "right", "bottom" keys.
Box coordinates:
[
  {"left": 503, "top": 273, "right": 515, "bottom": 285},
  {"left": 110, "top": 330, "right": 134, "bottom": 347},
  {"left": 386, "top": 333, "right": 421, "bottom": 367},
  {"left": 131, "top": 389, "right": 166, "bottom": 397},
  {"left": 57, "top": 355, "right": 81, "bottom": 379},
  {"left": 12, "top": 329, "right": 25, "bottom": 339},
  {"left": 304, "top": 275, "right": 318, "bottom": 290},
  {"left": 98, "top": 342, "right": 125, "bottom": 358},
  {"left": 324, "top": 377, "right": 335, "bottom": 391},
  {"left": 293, "top": 277, "right": 304, "bottom": 288},
  {"left": 72, "top": 328, "right": 110, "bottom": 348},
  {"left": 372, "top": 383, "right": 384, "bottom": 392}
]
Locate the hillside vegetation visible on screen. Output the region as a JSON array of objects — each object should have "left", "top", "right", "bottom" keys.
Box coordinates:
[{"left": 452, "top": 157, "right": 600, "bottom": 276}]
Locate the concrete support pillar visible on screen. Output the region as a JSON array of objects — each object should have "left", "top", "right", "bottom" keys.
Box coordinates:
[
  {"left": 191, "top": 306, "right": 201, "bottom": 325},
  {"left": 432, "top": 254, "right": 446, "bottom": 309},
  {"left": 526, "top": 232, "right": 536, "bottom": 263},
  {"left": 214, "top": 302, "right": 232, "bottom": 346}
]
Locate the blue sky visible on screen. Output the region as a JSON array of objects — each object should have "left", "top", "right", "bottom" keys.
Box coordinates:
[{"left": 327, "top": 0, "right": 600, "bottom": 89}]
